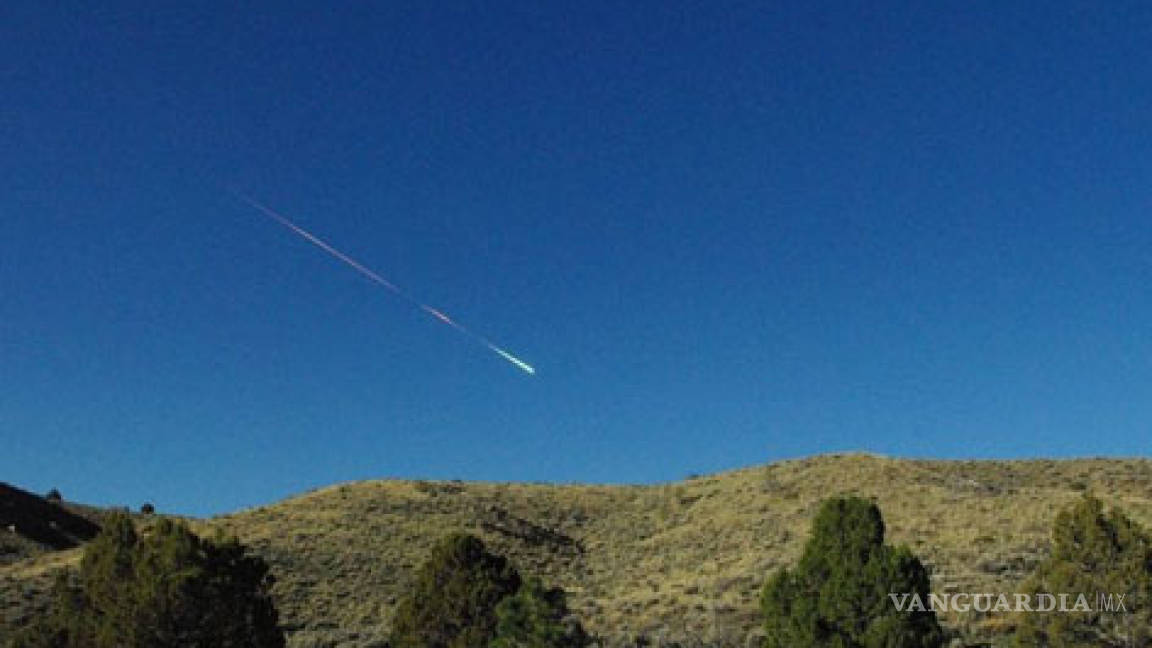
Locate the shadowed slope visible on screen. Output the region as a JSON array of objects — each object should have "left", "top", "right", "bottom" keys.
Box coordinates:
[{"left": 0, "top": 482, "right": 101, "bottom": 560}]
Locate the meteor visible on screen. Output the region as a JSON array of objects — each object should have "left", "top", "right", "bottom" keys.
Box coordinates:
[
  {"left": 488, "top": 343, "right": 537, "bottom": 375},
  {"left": 234, "top": 193, "right": 536, "bottom": 375}
]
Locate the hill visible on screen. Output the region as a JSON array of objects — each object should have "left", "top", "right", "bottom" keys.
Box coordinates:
[
  {"left": 0, "top": 483, "right": 102, "bottom": 564},
  {"left": 0, "top": 482, "right": 105, "bottom": 638},
  {"left": 3, "top": 454, "right": 1151, "bottom": 646}
]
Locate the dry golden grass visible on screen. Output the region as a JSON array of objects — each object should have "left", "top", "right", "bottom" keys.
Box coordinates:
[{"left": 4, "top": 453, "right": 1152, "bottom": 646}]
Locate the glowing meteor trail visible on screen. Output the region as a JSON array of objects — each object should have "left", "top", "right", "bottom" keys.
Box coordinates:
[
  {"left": 235, "top": 193, "right": 536, "bottom": 375},
  {"left": 488, "top": 343, "right": 537, "bottom": 375}
]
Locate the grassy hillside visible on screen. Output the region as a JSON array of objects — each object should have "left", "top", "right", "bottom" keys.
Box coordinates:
[
  {"left": 4, "top": 454, "right": 1152, "bottom": 646},
  {"left": 0, "top": 483, "right": 106, "bottom": 639}
]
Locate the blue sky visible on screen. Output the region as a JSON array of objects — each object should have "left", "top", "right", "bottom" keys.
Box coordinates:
[{"left": 3, "top": 2, "right": 1150, "bottom": 516}]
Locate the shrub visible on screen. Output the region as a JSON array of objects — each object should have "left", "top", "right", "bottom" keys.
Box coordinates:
[
  {"left": 45, "top": 489, "right": 62, "bottom": 502},
  {"left": 761, "top": 496, "right": 944, "bottom": 647},
  {"left": 390, "top": 533, "right": 521, "bottom": 648},
  {"left": 1014, "top": 495, "right": 1152, "bottom": 647},
  {"left": 139, "top": 503, "right": 154, "bottom": 515},
  {"left": 8, "top": 513, "right": 284, "bottom": 648},
  {"left": 491, "top": 577, "right": 592, "bottom": 648}
]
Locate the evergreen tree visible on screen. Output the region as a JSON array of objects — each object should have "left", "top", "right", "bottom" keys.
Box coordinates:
[
  {"left": 1015, "top": 495, "right": 1152, "bottom": 647},
  {"left": 761, "top": 497, "right": 943, "bottom": 648},
  {"left": 491, "top": 577, "right": 591, "bottom": 648},
  {"left": 390, "top": 533, "right": 522, "bottom": 648},
  {"left": 9, "top": 513, "right": 283, "bottom": 648}
]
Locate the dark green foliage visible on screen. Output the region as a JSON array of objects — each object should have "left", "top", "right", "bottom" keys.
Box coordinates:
[
  {"left": 491, "top": 577, "right": 592, "bottom": 648},
  {"left": 8, "top": 513, "right": 284, "bottom": 648},
  {"left": 390, "top": 533, "right": 522, "bottom": 648},
  {"left": 761, "top": 497, "right": 944, "bottom": 648},
  {"left": 1015, "top": 495, "right": 1152, "bottom": 647},
  {"left": 45, "top": 489, "right": 62, "bottom": 502},
  {"left": 139, "top": 503, "right": 154, "bottom": 515}
]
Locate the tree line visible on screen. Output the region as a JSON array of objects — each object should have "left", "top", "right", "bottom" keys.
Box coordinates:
[{"left": 9, "top": 493, "right": 1152, "bottom": 647}]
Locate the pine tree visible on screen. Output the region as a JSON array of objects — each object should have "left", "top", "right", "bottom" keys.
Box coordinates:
[
  {"left": 761, "top": 496, "right": 943, "bottom": 648},
  {"left": 1014, "top": 495, "right": 1152, "bottom": 647},
  {"left": 8, "top": 513, "right": 283, "bottom": 648},
  {"left": 390, "top": 533, "right": 522, "bottom": 648},
  {"left": 491, "top": 577, "right": 591, "bottom": 648}
]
